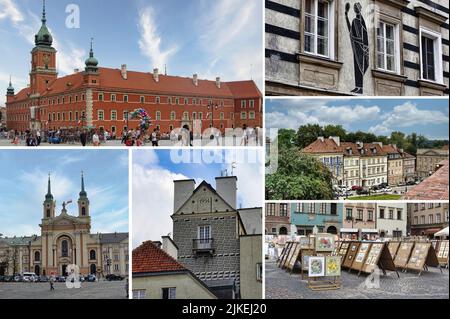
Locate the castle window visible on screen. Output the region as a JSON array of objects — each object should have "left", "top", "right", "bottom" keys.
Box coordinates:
[
  {"left": 34, "top": 251, "right": 41, "bottom": 262},
  {"left": 123, "top": 95, "right": 128, "bottom": 102},
  {"left": 184, "top": 98, "right": 188, "bottom": 105},
  {"left": 98, "top": 93, "right": 104, "bottom": 101},
  {"left": 98, "top": 110, "right": 104, "bottom": 121},
  {"left": 140, "top": 96, "right": 145, "bottom": 103},
  {"left": 155, "top": 96, "right": 160, "bottom": 104},
  {"left": 111, "top": 110, "right": 117, "bottom": 120},
  {"left": 82, "top": 207, "right": 86, "bottom": 216},
  {"left": 249, "top": 100, "right": 254, "bottom": 108},
  {"left": 111, "top": 94, "right": 116, "bottom": 102},
  {"left": 249, "top": 111, "right": 255, "bottom": 119},
  {"left": 156, "top": 111, "right": 161, "bottom": 121},
  {"left": 170, "top": 111, "right": 176, "bottom": 120}
]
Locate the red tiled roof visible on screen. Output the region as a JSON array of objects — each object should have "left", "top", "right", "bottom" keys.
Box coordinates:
[
  {"left": 404, "top": 160, "right": 449, "bottom": 200},
  {"left": 382, "top": 144, "right": 400, "bottom": 154},
  {"left": 36, "top": 68, "right": 261, "bottom": 98},
  {"left": 302, "top": 138, "right": 342, "bottom": 153},
  {"left": 303, "top": 139, "right": 386, "bottom": 156},
  {"left": 227, "top": 80, "right": 262, "bottom": 98},
  {"left": 401, "top": 151, "right": 415, "bottom": 159},
  {"left": 132, "top": 240, "right": 185, "bottom": 274}
]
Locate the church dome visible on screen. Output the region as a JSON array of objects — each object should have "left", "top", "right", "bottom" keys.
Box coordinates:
[{"left": 35, "top": 24, "right": 53, "bottom": 46}]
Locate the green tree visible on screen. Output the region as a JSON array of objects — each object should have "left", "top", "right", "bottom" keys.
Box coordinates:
[
  {"left": 294, "top": 124, "right": 323, "bottom": 148},
  {"left": 277, "top": 129, "right": 296, "bottom": 150},
  {"left": 323, "top": 125, "right": 347, "bottom": 140},
  {"left": 265, "top": 148, "right": 334, "bottom": 200},
  {"left": 389, "top": 131, "right": 406, "bottom": 149}
]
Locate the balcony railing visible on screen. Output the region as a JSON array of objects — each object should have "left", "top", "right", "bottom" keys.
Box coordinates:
[{"left": 193, "top": 238, "right": 215, "bottom": 254}]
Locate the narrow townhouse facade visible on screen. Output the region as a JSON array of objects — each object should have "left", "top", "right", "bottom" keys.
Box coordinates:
[
  {"left": 408, "top": 202, "right": 449, "bottom": 237},
  {"left": 383, "top": 144, "right": 404, "bottom": 186},
  {"left": 265, "top": 0, "right": 449, "bottom": 96},
  {"left": 377, "top": 203, "right": 407, "bottom": 238},
  {"left": 415, "top": 145, "right": 449, "bottom": 178},
  {"left": 171, "top": 176, "right": 262, "bottom": 299},
  {"left": 290, "top": 202, "right": 343, "bottom": 235},
  {"left": 265, "top": 203, "right": 291, "bottom": 235},
  {"left": 400, "top": 150, "right": 416, "bottom": 183},
  {"left": 342, "top": 203, "right": 378, "bottom": 240}
]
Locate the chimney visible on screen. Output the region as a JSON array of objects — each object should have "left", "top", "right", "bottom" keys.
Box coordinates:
[
  {"left": 193, "top": 74, "right": 198, "bottom": 86},
  {"left": 318, "top": 136, "right": 324, "bottom": 142},
  {"left": 153, "top": 68, "right": 159, "bottom": 82},
  {"left": 347, "top": 147, "right": 352, "bottom": 155},
  {"left": 173, "top": 179, "right": 195, "bottom": 212},
  {"left": 356, "top": 141, "right": 363, "bottom": 149},
  {"left": 216, "top": 77, "right": 221, "bottom": 89},
  {"left": 162, "top": 236, "right": 178, "bottom": 260},
  {"left": 121, "top": 64, "right": 127, "bottom": 80},
  {"left": 329, "top": 136, "right": 340, "bottom": 147},
  {"left": 215, "top": 176, "right": 237, "bottom": 209},
  {"left": 152, "top": 241, "right": 162, "bottom": 248}
]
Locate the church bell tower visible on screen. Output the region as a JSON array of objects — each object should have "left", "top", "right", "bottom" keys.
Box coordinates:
[
  {"left": 43, "top": 173, "right": 55, "bottom": 219},
  {"left": 78, "top": 172, "right": 90, "bottom": 217}
]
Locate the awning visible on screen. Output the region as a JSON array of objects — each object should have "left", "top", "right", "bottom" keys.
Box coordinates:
[
  {"left": 361, "top": 229, "right": 378, "bottom": 233},
  {"left": 423, "top": 228, "right": 442, "bottom": 234},
  {"left": 340, "top": 228, "right": 358, "bottom": 233},
  {"left": 434, "top": 227, "right": 449, "bottom": 237}
]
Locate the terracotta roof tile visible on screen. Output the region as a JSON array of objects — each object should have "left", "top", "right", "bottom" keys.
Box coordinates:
[
  {"left": 38, "top": 68, "right": 261, "bottom": 98},
  {"left": 303, "top": 139, "right": 386, "bottom": 156},
  {"left": 404, "top": 160, "right": 449, "bottom": 200},
  {"left": 132, "top": 240, "right": 185, "bottom": 274},
  {"left": 302, "top": 138, "right": 342, "bottom": 153}
]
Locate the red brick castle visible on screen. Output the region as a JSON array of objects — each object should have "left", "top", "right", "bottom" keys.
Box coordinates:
[{"left": 6, "top": 2, "right": 262, "bottom": 135}]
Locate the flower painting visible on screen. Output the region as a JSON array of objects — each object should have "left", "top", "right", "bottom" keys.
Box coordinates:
[
  {"left": 315, "top": 234, "right": 335, "bottom": 252},
  {"left": 308, "top": 256, "right": 325, "bottom": 277},
  {"left": 325, "top": 256, "right": 341, "bottom": 276}
]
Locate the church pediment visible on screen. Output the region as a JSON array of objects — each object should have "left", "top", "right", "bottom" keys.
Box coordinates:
[{"left": 174, "top": 182, "right": 235, "bottom": 215}]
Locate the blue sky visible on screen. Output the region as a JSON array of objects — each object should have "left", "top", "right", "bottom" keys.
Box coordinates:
[
  {"left": 266, "top": 98, "right": 449, "bottom": 140},
  {"left": 0, "top": 149, "right": 129, "bottom": 237},
  {"left": 132, "top": 149, "right": 263, "bottom": 248},
  {"left": 0, "top": 0, "right": 262, "bottom": 105}
]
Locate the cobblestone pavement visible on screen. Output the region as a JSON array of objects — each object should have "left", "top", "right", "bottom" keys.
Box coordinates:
[
  {"left": 265, "top": 260, "right": 449, "bottom": 299},
  {"left": 0, "top": 281, "right": 128, "bottom": 299}
]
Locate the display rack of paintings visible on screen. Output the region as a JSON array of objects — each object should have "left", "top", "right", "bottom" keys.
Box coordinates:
[
  {"left": 286, "top": 243, "right": 302, "bottom": 273},
  {"left": 360, "top": 242, "right": 399, "bottom": 277},
  {"left": 388, "top": 241, "right": 401, "bottom": 260},
  {"left": 307, "top": 255, "right": 341, "bottom": 291},
  {"left": 405, "top": 242, "right": 442, "bottom": 276},
  {"left": 342, "top": 242, "right": 360, "bottom": 269},
  {"left": 301, "top": 249, "right": 314, "bottom": 280},
  {"left": 299, "top": 236, "right": 311, "bottom": 249},
  {"left": 436, "top": 240, "right": 449, "bottom": 267},
  {"left": 283, "top": 242, "right": 298, "bottom": 269},
  {"left": 278, "top": 242, "right": 293, "bottom": 268},
  {"left": 394, "top": 242, "right": 415, "bottom": 270},
  {"left": 350, "top": 242, "right": 371, "bottom": 273},
  {"left": 333, "top": 241, "right": 341, "bottom": 256},
  {"left": 338, "top": 241, "right": 351, "bottom": 259}
]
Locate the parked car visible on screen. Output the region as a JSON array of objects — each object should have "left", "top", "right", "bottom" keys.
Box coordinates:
[
  {"left": 357, "top": 189, "right": 369, "bottom": 195},
  {"left": 87, "top": 274, "right": 96, "bottom": 282},
  {"left": 14, "top": 275, "right": 22, "bottom": 282},
  {"left": 79, "top": 276, "right": 85, "bottom": 282},
  {"left": 38, "top": 275, "right": 49, "bottom": 282},
  {"left": 406, "top": 180, "right": 416, "bottom": 185},
  {"left": 381, "top": 187, "right": 392, "bottom": 193},
  {"left": 0, "top": 275, "right": 4, "bottom": 282},
  {"left": 23, "top": 272, "right": 38, "bottom": 282},
  {"left": 351, "top": 186, "right": 363, "bottom": 191},
  {"left": 106, "top": 274, "right": 124, "bottom": 281},
  {"left": 57, "top": 276, "right": 66, "bottom": 282},
  {"left": 379, "top": 182, "right": 388, "bottom": 188},
  {"left": 3, "top": 275, "right": 14, "bottom": 282}
]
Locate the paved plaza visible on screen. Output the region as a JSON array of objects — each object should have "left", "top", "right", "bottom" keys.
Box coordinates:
[
  {"left": 0, "top": 280, "right": 128, "bottom": 299},
  {"left": 0, "top": 137, "right": 261, "bottom": 147},
  {"left": 265, "top": 260, "right": 449, "bottom": 299}
]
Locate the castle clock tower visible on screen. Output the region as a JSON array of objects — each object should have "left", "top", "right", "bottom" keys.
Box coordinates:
[{"left": 30, "top": 0, "right": 57, "bottom": 96}]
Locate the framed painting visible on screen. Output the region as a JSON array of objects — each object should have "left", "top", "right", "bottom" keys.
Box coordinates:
[
  {"left": 315, "top": 234, "right": 335, "bottom": 252},
  {"left": 308, "top": 256, "right": 325, "bottom": 277},
  {"left": 325, "top": 256, "right": 341, "bottom": 277}
]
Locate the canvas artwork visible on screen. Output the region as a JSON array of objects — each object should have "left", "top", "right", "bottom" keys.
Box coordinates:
[
  {"left": 325, "top": 256, "right": 341, "bottom": 277},
  {"left": 355, "top": 243, "right": 370, "bottom": 263},
  {"left": 315, "top": 234, "right": 335, "bottom": 252},
  {"left": 308, "top": 256, "right": 325, "bottom": 277},
  {"left": 299, "top": 236, "right": 310, "bottom": 248}
]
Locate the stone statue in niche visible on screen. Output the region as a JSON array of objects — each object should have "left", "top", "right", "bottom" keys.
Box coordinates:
[{"left": 345, "top": 2, "right": 369, "bottom": 94}]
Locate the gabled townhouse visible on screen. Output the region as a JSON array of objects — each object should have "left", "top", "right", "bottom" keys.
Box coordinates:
[{"left": 382, "top": 144, "right": 403, "bottom": 186}]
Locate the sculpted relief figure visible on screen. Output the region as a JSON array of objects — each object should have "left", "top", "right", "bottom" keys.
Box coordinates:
[{"left": 345, "top": 2, "right": 369, "bottom": 94}]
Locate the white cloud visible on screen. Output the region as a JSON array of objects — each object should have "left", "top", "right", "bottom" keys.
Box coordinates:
[
  {"left": 0, "top": 0, "right": 24, "bottom": 24},
  {"left": 369, "top": 102, "right": 449, "bottom": 135},
  {"left": 132, "top": 164, "right": 188, "bottom": 248},
  {"left": 137, "top": 7, "right": 177, "bottom": 70},
  {"left": 266, "top": 103, "right": 380, "bottom": 129}
]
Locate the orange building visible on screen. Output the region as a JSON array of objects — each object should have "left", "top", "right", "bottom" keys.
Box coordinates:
[{"left": 5, "top": 4, "right": 262, "bottom": 135}]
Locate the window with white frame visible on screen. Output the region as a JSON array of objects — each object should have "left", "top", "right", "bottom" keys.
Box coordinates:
[
  {"left": 156, "top": 111, "right": 161, "bottom": 120},
  {"left": 304, "top": 0, "right": 334, "bottom": 57},
  {"left": 161, "top": 287, "right": 176, "bottom": 299},
  {"left": 111, "top": 110, "right": 117, "bottom": 120},
  {"left": 376, "top": 21, "right": 399, "bottom": 73},
  {"left": 133, "top": 290, "right": 146, "bottom": 299},
  {"left": 420, "top": 28, "right": 443, "bottom": 83},
  {"left": 198, "top": 225, "right": 211, "bottom": 241},
  {"left": 98, "top": 110, "right": 104, "bottom": 120}
]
